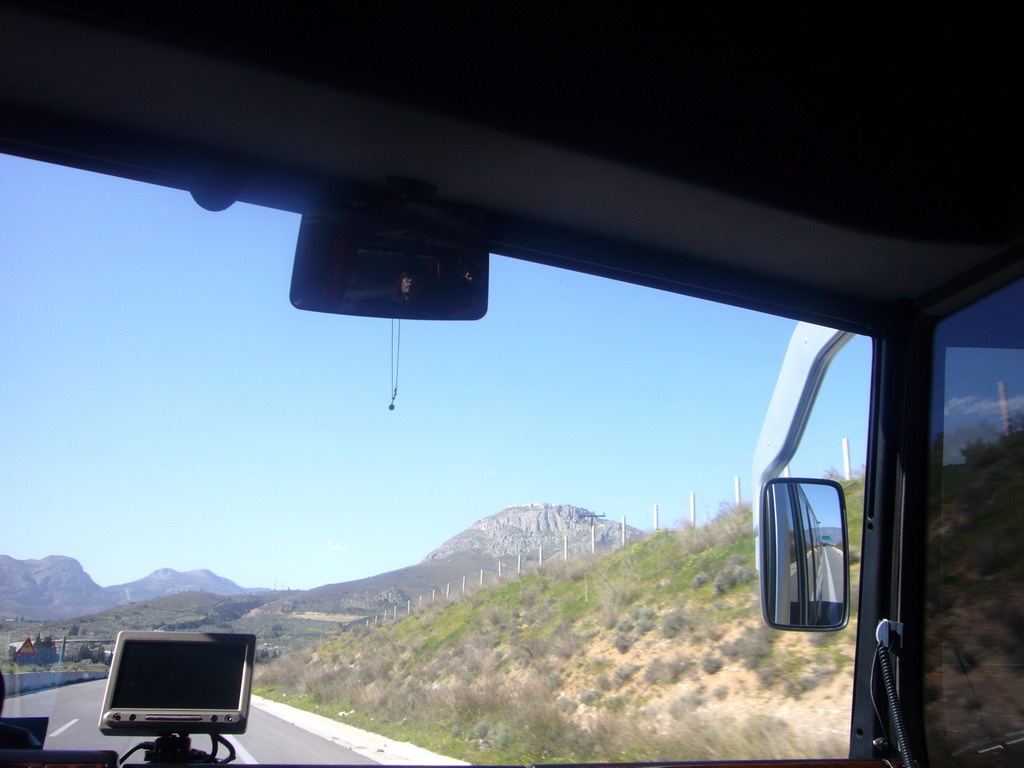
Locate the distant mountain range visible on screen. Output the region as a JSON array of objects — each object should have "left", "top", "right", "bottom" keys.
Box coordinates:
[
  {"left": 4, "top": 504, "right": 644, "bottom": 621},
  {"left": 0, "top": 555, "right": 258, "bottom": 620}
]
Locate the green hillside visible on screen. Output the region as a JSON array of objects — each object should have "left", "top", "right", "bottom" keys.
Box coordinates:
[{"left": 256, "top": 481, "right": 863, "bottom": 764}]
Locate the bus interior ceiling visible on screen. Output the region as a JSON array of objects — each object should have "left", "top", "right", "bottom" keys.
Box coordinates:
[{"left": 1, "top": 1, "right": 1022, "bottom": 329}]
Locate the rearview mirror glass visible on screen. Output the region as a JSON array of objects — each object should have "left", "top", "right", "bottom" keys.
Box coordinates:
[
  {"left": 760, "top": 478, "right": 849, "bottom": 631},
  {"left": 291, "top": 200, "right": 488, "bottom": 321}
]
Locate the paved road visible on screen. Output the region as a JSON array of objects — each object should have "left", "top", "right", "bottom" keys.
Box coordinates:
[
  {"left": 4, "top": 680, "right": 378, "bottom": 764},
  {"left": 817, "top": 544, "right": 843, "bottom": 604}
]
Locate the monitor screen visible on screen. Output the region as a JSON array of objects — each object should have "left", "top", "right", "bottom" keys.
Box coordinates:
[{"left": 99, "top": 632, "right": 255, "bottom": 736}]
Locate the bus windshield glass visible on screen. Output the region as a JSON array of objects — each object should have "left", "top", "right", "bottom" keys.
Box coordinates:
[{"left": 1, "top": 153, "right": 870, "bottom": 764}]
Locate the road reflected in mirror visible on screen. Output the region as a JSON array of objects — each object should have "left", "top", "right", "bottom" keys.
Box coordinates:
[{"left": 761, "top": 478, "right": 848, "bottom": 630}]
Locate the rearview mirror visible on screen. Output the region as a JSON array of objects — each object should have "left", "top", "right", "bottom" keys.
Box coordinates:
[
  {"left": 291, "top": 198, "right": 488, "bottom": 321},
  {"left": 760, "top": 478, "right": 849, "bottom": 631}
]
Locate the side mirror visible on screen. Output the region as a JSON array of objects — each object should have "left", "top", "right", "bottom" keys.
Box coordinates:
[
  {"left": 291, "top": 198, "right": 488, "bottom": 321},
  {"left": 760, "top": 478, "right": 849, "bottom": 631}
]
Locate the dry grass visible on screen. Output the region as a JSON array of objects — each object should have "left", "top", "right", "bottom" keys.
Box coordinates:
[{"left": 254, "top": 498, "right": 858, "bottom": 764}]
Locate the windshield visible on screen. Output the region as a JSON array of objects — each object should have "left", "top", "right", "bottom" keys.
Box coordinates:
[{"left": 1, "top": 154, "right": 870, "bottom": 763}]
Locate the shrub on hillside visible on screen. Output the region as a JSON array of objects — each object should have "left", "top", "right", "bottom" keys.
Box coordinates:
[
  {"left": 631, "top": 608, "right": 656, "bottom": 634},
  {"left": 721, "top": 624, "right": 776, "bottom": 669},
  {"left": 471, "top": 720, "right": 511, "bottom": 750},
  {"left": 660, "top": 608, "right": 690, "bottom": 638},
  {"left": 642, "top": 656, "right": 682, "bottom": 685},
  {"left": 668, "top": 690, "right": 704, "bottom": 718},
  {"left": 253, "top": 648, "right": 310, "bottom": 688},
  {"left": 550, "top": 623, "right": 581, "bottom": 660},
  {"left": 599, "top": 581, "right": 637, "bottom": 629},
  {"left": 579, "top": 689, "right": 602, "bottom": 705},
  {"left": 557, "top": 696, "right": 579, "bottom": 714},
  {"left": 614, "top": 633, "right": 633, "bottom": 653},
  {"left": 712, "top": 564, "right": 756, "bottom": 595},
  {"left": 676, "top": 502, "right": 751, "bottom": 557},
  {"left": 612, "top": 664, "right": 638, "bottom": 688},
  {"left": 701, "top": 654, "right": 723, "bottom": 675}
]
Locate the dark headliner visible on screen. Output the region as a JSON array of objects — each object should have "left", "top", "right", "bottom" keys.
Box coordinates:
[{"left": 2, "top": 1, "right": 1022, "bottom": 331}]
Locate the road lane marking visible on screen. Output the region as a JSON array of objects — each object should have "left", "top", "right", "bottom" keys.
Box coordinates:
[
  {"left": 49, "top": 719, "right": 79, "bottom": 738},
  {"left": 225, "top": 736, "right": 257, "bottom": 764}
]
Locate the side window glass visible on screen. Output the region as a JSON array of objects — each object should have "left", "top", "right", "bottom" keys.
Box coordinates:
[{"left": 926, "top": 276, "right": 1024, "bottom": 766}]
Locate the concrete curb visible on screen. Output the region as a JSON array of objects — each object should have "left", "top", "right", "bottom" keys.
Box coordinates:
[{"left": 250, "top": 695, "right": 470, "bottom": 766}]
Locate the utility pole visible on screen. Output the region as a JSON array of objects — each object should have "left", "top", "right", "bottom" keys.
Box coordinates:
[
  {"left": 577, "top": 510, "right": 606, "bottom": 553},
  {"left": 1000, "top": 381, "right": 1011, "bottom": 435}
]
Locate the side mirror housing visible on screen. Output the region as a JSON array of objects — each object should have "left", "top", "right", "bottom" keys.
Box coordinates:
[{"left": 760, "top": 478, "right": 849, "bottom": 631}]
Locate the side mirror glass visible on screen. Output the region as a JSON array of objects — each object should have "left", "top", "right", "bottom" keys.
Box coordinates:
[
  {"left": 291, "top": 199, "right": 488, "bottom": 321},
  {"left": 760, "top": 478, "right": 849, "bottom": 631}
]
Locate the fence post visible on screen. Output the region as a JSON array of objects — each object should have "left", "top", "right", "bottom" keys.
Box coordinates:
[
  {"left": 734, "top": 476, "right": 741, "bottom": 505},
  {"left": 564, "top": 534, "right": 568, "bottom": 560},
  {"left": 690, "top": 492, "right": 696, "bottom": 528},
  {"left": 539, "top": 545, "right": 543, "bottom": 566},
  {"left": 517, "top": 554, "right": 522, "bottom": 574},
  {"left": 480, "top": 568, "right": 484, "bottom": 586},
  {"left": 653, "top": 504, "right": 659, "bottom": 530},
  {"left": 621, "top": 516, "right": 626, "bottom": 546},
  {"left": 842, "top": 437, "right": 852, "bottom": 480}
]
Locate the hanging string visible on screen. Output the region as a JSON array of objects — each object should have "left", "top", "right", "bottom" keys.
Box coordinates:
[{"left": 389, "top": 319, "right": 401, "bottom": 410}]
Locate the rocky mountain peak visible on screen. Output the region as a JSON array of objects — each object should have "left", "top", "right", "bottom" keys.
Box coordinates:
[{"left": 423, "top": 503, "right": 644, "bottom": 562}]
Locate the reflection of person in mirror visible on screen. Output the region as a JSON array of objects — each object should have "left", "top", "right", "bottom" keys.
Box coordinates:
[{"left": 394, "top": 270, "right": 427, "bottom": 305}]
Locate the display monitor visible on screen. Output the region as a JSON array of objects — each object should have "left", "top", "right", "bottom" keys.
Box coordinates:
[{"left": 99, "top": 632, "right": 255, "bottom": 736}]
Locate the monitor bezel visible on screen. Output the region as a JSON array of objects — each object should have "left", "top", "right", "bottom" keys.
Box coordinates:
[{"left": 99, "top": 631, "right": 255, "bottom": 737}]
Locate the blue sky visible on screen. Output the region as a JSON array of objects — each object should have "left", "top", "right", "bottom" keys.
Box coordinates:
[{"left": 1, "top": 153, "right": 871, "bottom": 591}]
